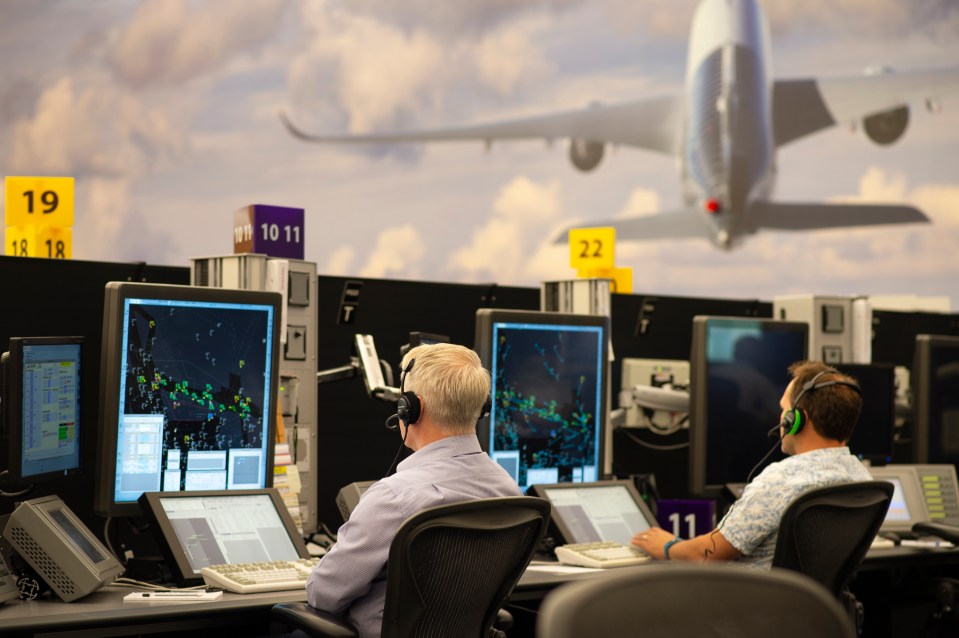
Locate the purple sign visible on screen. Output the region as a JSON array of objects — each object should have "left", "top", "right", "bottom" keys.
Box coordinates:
[
  {"left": 656, "top": 499, "right": 716, "bottom": 538},
  {"left": 234, "top": 204, "right": 304, "bottom": 259}
]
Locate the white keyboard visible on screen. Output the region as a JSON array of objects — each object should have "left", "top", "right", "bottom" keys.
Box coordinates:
[
  {"left": 201, "top": 557, "right": 321, "bottom": 594},
  {"left": 554, "top": 541, "right": 651, "bottom": 568}
]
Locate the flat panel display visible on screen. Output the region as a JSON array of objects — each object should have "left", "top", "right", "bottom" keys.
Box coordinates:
[
  {"left": 95, "top": 282, "right": 282, "bottom": 517},
  {"left": 475, "top": 309, "right": 609, "bottom": 491},
  {"left": 912, "top": 334, "right": 959, "bottom": 466},
  {"left": 689, "top": 316, "right": 809, "bottom": 495}
]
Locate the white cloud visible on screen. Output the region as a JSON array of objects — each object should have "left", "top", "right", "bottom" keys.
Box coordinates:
[
  {"left": 359, "top": 224, "right": 426, "bottom": 278},
  {"left": 105, "top": 0, "right": 286, "bottom": 87},
  {"left": 447, "top": 176, "right": 566, "bottom": 281},
  {"left": 472, "top": 18, "right": 553, "bottom": 96},
  {"left": 8, "top": 77, "right": 184, "bottom": 177},
  {"left": 325, "top": 245, "right": 356, "bottom": 275}
]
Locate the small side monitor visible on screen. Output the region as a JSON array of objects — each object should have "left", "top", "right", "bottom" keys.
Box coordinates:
[
  {"left": 869, "top": 465, "right": 930, "bottom": 533},
  {"left": 2, "top": 336, "right": 83, "bottom": 483},
  {"left": 139, "top": 488, "right": 309, "bottom": 584}
]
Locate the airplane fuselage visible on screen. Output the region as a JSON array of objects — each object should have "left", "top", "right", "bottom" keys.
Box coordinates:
[{"left": 681, "top": 0, "right": 776, "bottom": 248}]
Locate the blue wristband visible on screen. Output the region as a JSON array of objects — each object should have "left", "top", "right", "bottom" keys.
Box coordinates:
[{"left": 663, "top": 538, "right": 681, "bottom": 560}]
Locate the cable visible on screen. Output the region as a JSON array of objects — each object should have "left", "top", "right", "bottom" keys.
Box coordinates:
[
  {"left": 615, "top": 426, "right": 690, "bottom": 451},
  {"left": 384, "top": 425, "right": 411, "bottom": 477},
  {"left": 103, "top": 517, "right": 123, "bottom": 563}
]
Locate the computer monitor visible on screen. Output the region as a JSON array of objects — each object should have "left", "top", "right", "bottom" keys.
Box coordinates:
[
  {"left": 833, "top": 363, "right": 896, "bottom": 464},
  {"left": 94, "top": 282, "right": 282, "bottom": 517},
  {"left": 912, "top": 334, "right": 959, "bottom": 466},
  {"left": 138, "top": 488, "right": 309, "bottom": 584},
  {"left": 528, "top": 480, "right": 656, "bottom": 546},
  {"left": 474, "top": 309, "right": 609, "bottom": 491},
  {"left": 1, "top": 336, "right": 83, "bottom": 483},
  {"left": 868, "top": 465, "right": 930, "bottom": 533},
  {"left": 689, "top": 316, "right": 809, "bottom": 495}
]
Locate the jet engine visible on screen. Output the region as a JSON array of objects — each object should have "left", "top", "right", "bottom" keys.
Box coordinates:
[
  {"left": 569, "top": 138, "right": 604, "bottom": 172},
  {"left": 863, "top": 105, "right": 909, "bottom": 146}
]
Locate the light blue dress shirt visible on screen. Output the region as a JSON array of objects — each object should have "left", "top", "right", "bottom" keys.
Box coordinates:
[
  {"left": 720, "top": 446, "right": 874, "bottom": 569},
  {"left": 305, "top": 434, "right": 522, "bottom": 638}
]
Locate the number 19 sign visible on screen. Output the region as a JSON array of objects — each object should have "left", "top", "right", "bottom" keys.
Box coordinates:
[
  {"left": 234, "top": 204, "right": 304, "bottom": 259},
  {"left": 5, "top": 176, "right": 74, "bottom": 259}
]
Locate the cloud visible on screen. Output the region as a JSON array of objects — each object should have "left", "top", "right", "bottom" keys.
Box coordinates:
[
  {"left": 447, "top": 176, "right": 567, "bottom": 281},
  {"left": 326, "top": 245, "right": 356, "bottom": 275},
  {"left": 8, "top": 77, "right": 184, "bottom": 178},
  {"left": 359, "top": 224, "right": 426, "bottom": 278},
  {"left": 472, "top": 18, "right": 553, "bottom": 96},
  {"left": 105, "top": 0, "right": 286, "bottom": 87}
]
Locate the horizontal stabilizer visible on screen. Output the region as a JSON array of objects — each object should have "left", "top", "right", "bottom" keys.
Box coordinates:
[
  {"left": 553, "top": 209, "right": 706, "bottom": 243},
  {"left": 748, "top": 201, "right": 930, "bottom": 231}
]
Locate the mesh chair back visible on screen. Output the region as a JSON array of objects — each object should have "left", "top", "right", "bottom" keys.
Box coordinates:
[
  {"left": 772, "top": 481, "right": 893, "bottom": 597},
  {"left": 537, "top": 564, "right": 855, "bottom": 638},
  {"left": 381, "top": 496, "right": 550, "bottom": 638}
]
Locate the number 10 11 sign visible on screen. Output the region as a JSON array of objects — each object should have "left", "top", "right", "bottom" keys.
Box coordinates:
[{"left": 234, "top": 204, "right": 304, "bottom": 260}]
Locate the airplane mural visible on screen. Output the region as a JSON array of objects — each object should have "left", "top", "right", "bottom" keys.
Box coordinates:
[{"left": 283, "top": 0, "right": 959, "bottom": 250}]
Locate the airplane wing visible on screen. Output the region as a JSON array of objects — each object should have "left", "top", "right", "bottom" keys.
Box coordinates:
[
  {"left": 747, "top": 201, "right": 929, "bottom": 231},
  {"left": 282, "top": 94, "right": 683, "bottom": 155},
  {"left": 552, "top": 209, "right": 708, "bottom": 244},
  {"left": 772, "top": 66, "right": 959, "bottom": 147}
]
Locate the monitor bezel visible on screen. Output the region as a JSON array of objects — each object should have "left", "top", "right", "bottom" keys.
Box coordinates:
[
  {"left": 527, "top": 479, "right": 657, "bottom": 545},
  {"left": 474, "top": 308, "right": 611, "bottom": 488},
  {"left": 94, "top": 282, "right": 283, "bottom": 517},
  {"left": 3, "top": 336, "right": 84, "bottom": 484},
  {"left": 689, "top": 315, "right": 809, "bottom": 496},
  {"left": 912, "top": 334, "right": 959, "bottom": 465},
  {"left": 138, "top": 487, "right": 309, "bottom": 584}
]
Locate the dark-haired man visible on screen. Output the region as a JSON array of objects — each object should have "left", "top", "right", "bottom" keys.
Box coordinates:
[{"left": 632, "top": 360, "right": 873, "bottom": 568}]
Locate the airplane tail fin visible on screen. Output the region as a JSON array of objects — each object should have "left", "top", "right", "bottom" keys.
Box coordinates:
[
  {"left": 552, "top": 208, "right": 706, "bottom": 243},
  {"left": 748, "top": 201, "right": 930, "bottom": 231}
]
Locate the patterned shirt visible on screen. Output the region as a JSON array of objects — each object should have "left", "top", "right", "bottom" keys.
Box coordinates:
[
  {"left": 305, "top": 434, "right": 522, "bottom": 638},
  {"left": 720, "top": 446, "right": 873, "bottom": 569}
]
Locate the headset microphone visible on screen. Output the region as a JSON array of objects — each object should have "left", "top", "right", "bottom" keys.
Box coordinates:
[{"left": 767, "top": 424, "right": 783, "bottom": 438}]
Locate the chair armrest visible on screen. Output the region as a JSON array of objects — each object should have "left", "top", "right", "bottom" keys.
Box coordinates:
[{"left": 271, "top": 602, "right": 359, "bottom": 638}]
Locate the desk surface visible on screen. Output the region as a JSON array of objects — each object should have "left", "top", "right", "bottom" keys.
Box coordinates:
[
  {"left": 3, "top": 547, "right": 957, "bottom": 636},
  {"left": 0, "top": 585, "right": 307, "bottom": 636}
]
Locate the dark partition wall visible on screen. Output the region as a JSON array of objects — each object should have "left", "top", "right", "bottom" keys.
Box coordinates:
[
  {"left": 608, "top": 293, "right": 772, "bottom": 497},
  {"left": 314, "top": 276, "right": 538, "bottom": 528},
  {"left": 0, "top": 255, "right": 190, "bottom": 541},
  {"left": 871, "top": 309, "right": 959, "bottom": 368}
]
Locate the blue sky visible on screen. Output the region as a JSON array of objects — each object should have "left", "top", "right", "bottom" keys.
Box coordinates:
[{"left": 2, "top": 0, "right": 958, "bottom": 308}]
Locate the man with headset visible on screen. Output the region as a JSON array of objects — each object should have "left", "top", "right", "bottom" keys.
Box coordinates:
[
  {"left": 304, "top": 343, "right": 521, "bottom": 637},
  {"left": 632, "top": 360, "right": 873, "bottom": 568}
]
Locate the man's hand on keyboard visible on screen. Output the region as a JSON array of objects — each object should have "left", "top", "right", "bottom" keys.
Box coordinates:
[{"left": 630, "top": 527, "right": 676, "bottom": 560}]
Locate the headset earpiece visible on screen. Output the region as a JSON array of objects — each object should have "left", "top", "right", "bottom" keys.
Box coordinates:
[
  {"left": 479, "top": 395, "right": 492, "bottom": 421},
  {"left": 780, "top": 408, "right": 805, "bottom": 437},
  {"left": 397, "top": 391, "right": 421, "bottom": 426}
]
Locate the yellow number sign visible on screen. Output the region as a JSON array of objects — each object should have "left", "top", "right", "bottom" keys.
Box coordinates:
[
  {"left": 5, "top": 225, "right": 72, "bottom": 259},
  {"left": 5, "top": 176, "right": 75, "bottom": 227},
  {"left": 569, "top": 227, "right": 615, "bottom": 271}
]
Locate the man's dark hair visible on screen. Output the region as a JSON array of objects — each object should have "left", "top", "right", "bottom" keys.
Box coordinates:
[{"left": 787, "top": 360, "right": 862, "bottom": 443}]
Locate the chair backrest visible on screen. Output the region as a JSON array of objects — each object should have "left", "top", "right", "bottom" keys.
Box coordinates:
[
  {"left": 380, "top": 496, "right": 550, "bottom": 638},
  {"left": 536, "top": 563, "right": 856, "bottom": 638},
  {"left": 772, "top": 480, "right": 893, "bottom": 597}
]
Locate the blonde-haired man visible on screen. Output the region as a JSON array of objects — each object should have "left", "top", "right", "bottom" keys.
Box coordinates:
[{"left": 305, "top": 343, "right": 521, "bottom": 637}]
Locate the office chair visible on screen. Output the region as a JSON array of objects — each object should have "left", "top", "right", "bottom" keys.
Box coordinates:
[
  {"left": 772, "top": 480, "right": 893, "bottom": 635},
  {"left": 272, "top": 496, "right": 550, "bottom": 638},
  {"left": 536, "top": 563, "right": 855, "bottom": 638}
]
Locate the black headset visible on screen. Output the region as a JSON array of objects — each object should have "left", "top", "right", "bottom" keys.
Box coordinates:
[
  {"left": 396, "top": 359, "right": 421, "bottom": 426},
  {"left": 388, "top": 358, "right": 493, "bottom": 429},
  {"left": 780, "top": 369, "right": 862, "bottom": 437}
]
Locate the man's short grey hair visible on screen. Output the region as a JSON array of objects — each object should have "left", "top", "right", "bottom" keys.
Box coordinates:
[{"left": 400, "top": 343, "right": 491, "bottom": 435}]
